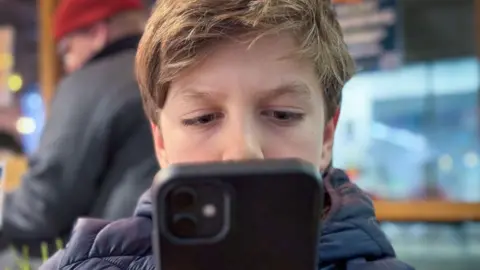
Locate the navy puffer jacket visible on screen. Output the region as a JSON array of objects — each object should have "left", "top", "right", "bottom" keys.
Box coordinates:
[{"left": 41, "top": 169, "right": 415, "bottom": 270}]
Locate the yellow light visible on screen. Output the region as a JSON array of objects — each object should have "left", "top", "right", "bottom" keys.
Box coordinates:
[
  {"left": 438, "top": 154, "right": 453, "bottom": 172},
  {"left": 7, "top": 73, "right": 23, "bottom": 92},
  {"left": 16, "top": 117, "right": 36, "bottom": 135},
  {"left": 0, "top": 54, "right": 13, "bottom": 69},
  {"left": 464, "top": 152, "right": 478, "bottom": 168}
]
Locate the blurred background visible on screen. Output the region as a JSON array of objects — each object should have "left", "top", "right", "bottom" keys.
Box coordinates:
[{"left": 0, "top": 0, "right": 479, "bottom": 269}]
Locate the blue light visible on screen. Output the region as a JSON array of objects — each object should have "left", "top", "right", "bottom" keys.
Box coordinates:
[{"left": 19, "top": 84, "right": 45, "bottom": 156}]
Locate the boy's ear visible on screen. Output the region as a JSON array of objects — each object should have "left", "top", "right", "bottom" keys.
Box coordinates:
[
  {"left": 333, "top": 108, "right": 340, "bottom": 129},
  {"left": 150, "top": 121, "right": 168, "bottom": 168},
  {"left": 319, "top": 109, "right": 340, "bottom": 171}
]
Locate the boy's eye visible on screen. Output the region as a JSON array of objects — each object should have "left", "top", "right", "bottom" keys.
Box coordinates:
[
  {"left": 182, "top": 113, "right": 223, "bottom": 126},
  {"left": 261, "top": 110, "right": 305, "bottom": 123}
]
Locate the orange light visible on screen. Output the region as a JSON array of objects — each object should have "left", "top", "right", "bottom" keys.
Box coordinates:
[
  {"left": 346, "top": 168, "right": 360, "bottom": 181},
  {"left": 0, "top": 54, "right": 13, "bottom": 69}
]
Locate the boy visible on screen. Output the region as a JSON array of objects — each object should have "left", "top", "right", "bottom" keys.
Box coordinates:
[{"left": 41, "top": 0, "right": 414, "bottom": 269}]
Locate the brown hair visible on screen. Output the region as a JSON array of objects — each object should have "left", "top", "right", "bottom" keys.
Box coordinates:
[{"left": 136, "top": 0, "right": 355, "bottom": 123}]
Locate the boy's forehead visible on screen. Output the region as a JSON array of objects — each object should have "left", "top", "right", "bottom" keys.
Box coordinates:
[{"left": 166, "top": 33, "right": 320, "bottom": 103}]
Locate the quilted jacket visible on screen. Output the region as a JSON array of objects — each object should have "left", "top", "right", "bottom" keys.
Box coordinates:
[{"left": 41, "top": 169, "right": 415, "bottom": 270}]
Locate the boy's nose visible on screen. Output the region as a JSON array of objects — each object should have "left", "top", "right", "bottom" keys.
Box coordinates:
[{"left": 221, "top": 127, "right": 264, "bottom": 162}]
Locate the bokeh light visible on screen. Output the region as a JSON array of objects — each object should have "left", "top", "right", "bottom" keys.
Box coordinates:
[
  {"left": 8, "top": 73, "right": 23, "bottom": 92},
  {"left": 0, "top": 53, "right": 13, "bottom": 69},
  {"left": 16, "top": 117, "right": 36, "bottom": 135}
]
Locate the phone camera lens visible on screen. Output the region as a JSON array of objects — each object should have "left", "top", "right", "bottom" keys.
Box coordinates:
[
  {"left": 171, "top": 187, "right": 196, "bottom": 211},
  {"left": 171, "top": 214, "right": 197, "bottom": 238}
]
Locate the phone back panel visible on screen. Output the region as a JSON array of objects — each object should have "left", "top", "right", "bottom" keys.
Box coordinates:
[{"left": 153, "top": 160, "right": 323, "bottom": 270}]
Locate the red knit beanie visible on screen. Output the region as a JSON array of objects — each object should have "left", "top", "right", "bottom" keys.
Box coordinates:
[{"left": 53, "top": 0, "right": 144, "bottom": 42}]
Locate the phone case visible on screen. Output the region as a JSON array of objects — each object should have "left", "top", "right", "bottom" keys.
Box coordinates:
[{"left": 152, "top": 159, "right": 323, "bottom": 270}]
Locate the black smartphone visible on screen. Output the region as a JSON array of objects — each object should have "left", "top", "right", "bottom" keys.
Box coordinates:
[{"left": 152, "top": 159, "right": 324, "bottom": 270}]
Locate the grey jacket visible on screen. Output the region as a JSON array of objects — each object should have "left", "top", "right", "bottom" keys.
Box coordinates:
[{"left": 2, "top": 47, "right": 157, "bottom": 245}]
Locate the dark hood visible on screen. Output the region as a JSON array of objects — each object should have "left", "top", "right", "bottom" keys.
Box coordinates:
[
  {"left": 318, "top": 169, "right": 395, "bottom": 266},
  {"left": 134, "top": 169, "right": 396, "bottom": 266}
]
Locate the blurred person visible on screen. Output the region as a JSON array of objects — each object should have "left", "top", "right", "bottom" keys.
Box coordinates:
[
  {"left": 1, "top": 0, "right": 157, "bottom": 256},
  {"left": 42, "top": 0, "right": 414, "bottom": 269}
]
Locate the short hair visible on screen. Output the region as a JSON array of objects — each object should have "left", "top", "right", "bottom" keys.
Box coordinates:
[{"left": 136, "top": 0, "right": 355, "bottom": 123}]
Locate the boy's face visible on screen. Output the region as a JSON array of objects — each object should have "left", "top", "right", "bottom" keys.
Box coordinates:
[{"left": 152, "top": 33, "right": 336, "bottom": 171}]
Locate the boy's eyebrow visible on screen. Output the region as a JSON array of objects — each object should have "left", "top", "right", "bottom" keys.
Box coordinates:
[
  {"left": 259, "top": 81, "right": 312, "bottom": 101},
  {"left": 172, "top": 87, "right": 217, "bottom": 102},
  {"left": 172, "top": 81, "right": 312, "bottom": 102}
]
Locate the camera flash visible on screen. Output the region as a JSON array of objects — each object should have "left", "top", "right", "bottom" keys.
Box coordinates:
[{"left": 202, "top": 204, "right": 217, "bottom": 218}]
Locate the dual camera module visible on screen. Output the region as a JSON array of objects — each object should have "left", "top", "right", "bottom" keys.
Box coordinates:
[{"left": 166, "top": 183, "right": 229, "bottom": 240}]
